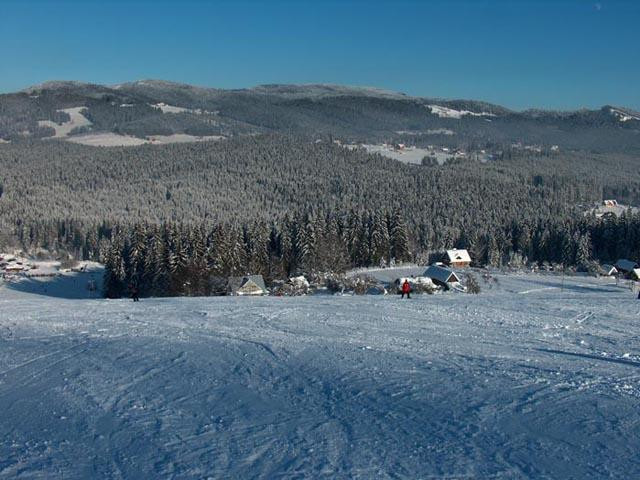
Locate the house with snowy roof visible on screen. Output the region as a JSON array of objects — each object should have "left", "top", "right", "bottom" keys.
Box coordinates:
[
  {"left": 444, "top": 249, "right": 471, "bottom": 268},
  {"left": 614, "top": 259, "right": 638, "bottom": 274},
  {"left": 423, "top": 265, "right": 461, "bottom": 289},
  {"left": 227, "top": 275, "right": 268, "bottom": 296},
  {"left": 600, "top": 264, "right": 618, "bottom": 276}
]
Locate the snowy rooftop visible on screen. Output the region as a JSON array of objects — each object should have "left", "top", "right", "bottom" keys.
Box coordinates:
[
  {"left": 615, "top": 259, "right": 638, "bottom": 271},
  {"left": 446, "top": 248, "right": 471, "bottom": 263},
  {"left": 424, "top": 265, "right": 461, "bottom": 283}
]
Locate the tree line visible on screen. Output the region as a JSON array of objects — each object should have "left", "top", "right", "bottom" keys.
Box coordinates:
[{"left": 5, "top": 206, "right": 639, "bottom": 298}]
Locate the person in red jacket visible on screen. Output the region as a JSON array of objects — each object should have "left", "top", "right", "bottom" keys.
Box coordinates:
[{"left": 401, "top": 279, "right": 411, "bottom": 299}]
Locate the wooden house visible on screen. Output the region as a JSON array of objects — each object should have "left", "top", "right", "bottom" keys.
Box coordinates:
[{"left": 445, "top": 249, "right": 471, "bottom": 268}]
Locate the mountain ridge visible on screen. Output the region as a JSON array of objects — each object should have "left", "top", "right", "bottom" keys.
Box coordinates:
[
  {"left": 2, "top": 79, "right": 639, "bottom": 153},
  {"left": 18, "top": 78, "right": 636, "bottom": 114}
]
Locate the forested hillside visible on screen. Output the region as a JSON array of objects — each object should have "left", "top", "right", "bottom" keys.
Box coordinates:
[
  {"left": 1, "top": 135, "right": 640, "bottom": 294},
  {"left": 2, "top": 81, "right": 640, "bottom": 294}
]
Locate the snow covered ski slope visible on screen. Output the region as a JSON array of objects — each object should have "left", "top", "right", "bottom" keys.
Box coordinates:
[{"left": 0, "top": 273, "right": 639, "bottom": 478}]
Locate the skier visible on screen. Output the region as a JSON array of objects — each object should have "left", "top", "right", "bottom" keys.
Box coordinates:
[
  {"left": 401, "top": 279, "right": 411, "bottom": 299},
  {"left": 637, "top": 289, "right": 640, "bottom": 300},
  {"left": 129, "top": 283, "right": 140, "bottom": 302}
]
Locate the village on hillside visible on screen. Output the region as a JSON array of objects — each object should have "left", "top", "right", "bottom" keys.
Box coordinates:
[{"left": 584, "top": 199, "right": 640, "bottom": 218}]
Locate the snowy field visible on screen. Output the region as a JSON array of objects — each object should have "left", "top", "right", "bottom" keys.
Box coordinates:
[
  {"left": 1, "top": 273, "right": 639, "bottom": 478},
  {"left": 66, "top": 132, "right": 225, "bottom": 147},
  {"left": 353, "top": 144, "right": 454, "bottom": 165}
]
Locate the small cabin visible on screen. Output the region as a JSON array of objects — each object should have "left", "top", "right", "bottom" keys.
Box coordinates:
[
  {"left": 603, "top": 199, "right": 618, "bottom": 207},
  {"left": 423, "top": 265, "right": 461, "bottom": 289},
  {"left": 614, "top": 259, "right": 638, "bottom": 274},
  {"left": 629, "top": 269, "right": 640, "bottom": 281},
  {"left": 600, "top": 264, "right": 618, "bottom": 276},
  {"left": 227, "top": 275, "right": 268, "bottom": 296},
  {"left": 444, "top": 249, "right": 471, "bottom": 268}
]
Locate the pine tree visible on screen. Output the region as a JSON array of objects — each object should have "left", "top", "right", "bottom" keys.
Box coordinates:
[
  {"left": 561, "top": 233, "right": 575, "bottom": 268},
  {"left": 390, "top": 210, "right": 410, "bottom": 263},
  {"left": 103, "top": 241, "right": 126, "bottom": 298},
  {"left": 369, "top": 212, "right": 390, "bottom": 267},
  {"left": 576, "top": 232, "right": 593, "bottom": 270}
]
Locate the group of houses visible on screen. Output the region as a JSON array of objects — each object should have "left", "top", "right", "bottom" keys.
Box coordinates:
[
  {"left": 393, "top": 249, "right": 472, "bottom": 292},
  {"left": 601, "top": 259, "right": 640, "bottom": 281},
  {"left": 586, "top": 199, "right": 639, "bottom": 218},
  {"left": 0, "top": 254, "right": 61, "bottom": 279},
  {"left": 225, "top": 249, "right": 475, "bottom": 297},
  {"left": 0, "top": 254, "right": 34, "bottom": 278}
]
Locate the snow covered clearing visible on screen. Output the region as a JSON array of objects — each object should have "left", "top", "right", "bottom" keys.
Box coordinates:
[
  {"left": 609, "top": 107, "right": 640, "bottom": 122},
  {"left": 427, "top": 104, "right": 496, "bottom": 119},
  {"left": 147, "top": 134, "right": 225, "bottom": 144},
  {"left": 151, "top": 103, "right": 214, "bottom": 115},
  {"left": 38, "top": 107, "right": 92, "bottom": 138},
  {"left": 66, "top": 133, "right": 225, "bottom": 147},
  {"left": 0, "top": 273, "right": 639, "bottom": 478},
  {"left": 152, "top": 103, "right": 192, "bottom": 114},
  {"left": 66, "top": 133, "right": 149, "bottom": 147},
  {"left": 395, "top": 129, "right": 455, "bottom": 136},
  {"left": 355, "top": 144, "right": 453, "bottom": 165}
]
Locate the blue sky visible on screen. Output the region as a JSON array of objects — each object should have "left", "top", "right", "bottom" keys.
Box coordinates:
[{"left": 1, "top": 0, "right": 638, "bottom": 110}]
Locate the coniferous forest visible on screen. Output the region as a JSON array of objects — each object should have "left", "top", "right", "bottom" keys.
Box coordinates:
[{"left": 1, "top": 135, "right": 640, "bottom": 297}]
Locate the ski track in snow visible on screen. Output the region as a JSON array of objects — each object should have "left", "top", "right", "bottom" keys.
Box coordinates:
[{"left": 0, "top": 273, "right": 639, "bottom": 478}]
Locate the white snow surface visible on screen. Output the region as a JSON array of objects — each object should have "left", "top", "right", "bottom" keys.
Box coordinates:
[{"left": 1, "top": 273, "right": 639, "bottom": 478}]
